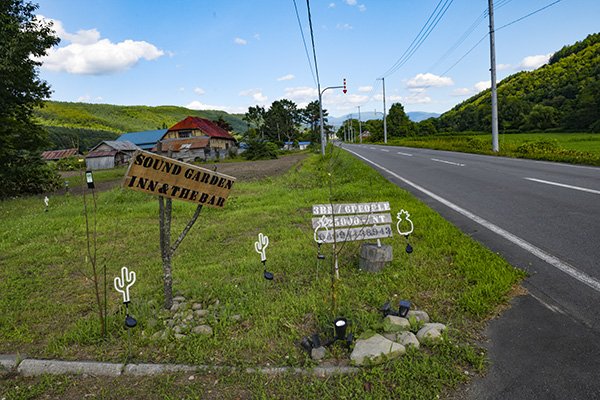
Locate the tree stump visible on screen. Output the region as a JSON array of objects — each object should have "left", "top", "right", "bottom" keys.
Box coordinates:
[{"left": 359, "top": 243, "right": 393, "bottom": 273}]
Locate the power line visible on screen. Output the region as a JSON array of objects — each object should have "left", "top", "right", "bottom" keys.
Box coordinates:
[
  {"left": 380, "top": 0, "right": 455, "bottom": 78},
  {"left": 292, "top": 0, "right": 317, "bottom": 86},
  {"left": 441, "top": 0, "right": 564, "bottom": 75}
]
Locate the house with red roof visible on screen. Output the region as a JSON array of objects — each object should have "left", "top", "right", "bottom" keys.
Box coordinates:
[{"left": 154, "top": 116, "right": 237, "bottom": 162}]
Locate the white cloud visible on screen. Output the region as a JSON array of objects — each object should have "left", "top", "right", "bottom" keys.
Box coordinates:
[
  {"left": 185, "top": 101, "right": 246, "bottom": 114},
  {"left": 193, "top": 87, "right": 206, "bottom": 95},
  {"left": 497, "top": 63, "right": 512, "bottom": 71},
  {"left": 234, "top": 37, "right": 247, "bottom": 45},
  {"left": 328, "top": 2, "right": 336, "bottom": 8},
  {"left": 474, "top": 80, "right": 491, "bottom": 92},
  {"left": 283, "top": 86, "right": 318, "bottom": 102},
  {"left": 402, "top": 92, "right": 432, "bottom": 104},
  {"left": 37, "top": 16, "right": 164, "bottom": 75},
  {"left": 336, "top": 23, "right": 353, "bottom": 30},
  {"left": 345, "top": 0, "right": 357, "bottom": 5},
  {"left": 277, "top": 74, "right": 295, "bottom": 81},
  {"left": 77, "top": 94, "right": 103, "bottom": 102},
  {"left": 358, "top": 4, "right": 367, "bottom": 12},
  {"left": 407, "top": 73, "right": 453, "bottom": 88},
  {"left": 239, "top": 88, "right": 268, "bottom": 103},
  {"left": 519, "top": 54, "right": 551, "bottom": 70},
  {"left": 358, "top": 86, "right": 373, "bottom": 92},
  {"left": 452, "top": 88, "right": 472, "bottom": 96},
  {"left": 253, "top": 33, "right": 261, "bottom": 40}
]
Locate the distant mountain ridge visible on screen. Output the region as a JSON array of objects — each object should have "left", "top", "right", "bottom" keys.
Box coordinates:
[
  {"left": 328, "top": 111, "right": 440, "bottom": 126},
  {"left": 35, "top": 101, "right": 247, "bottom": 150}
]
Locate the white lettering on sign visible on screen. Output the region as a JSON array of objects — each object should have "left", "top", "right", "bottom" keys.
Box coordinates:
[
  {"left": 311, "top": 213, "right": 392, "bottom": 229},
  {"left": 315, "top": 225, "right": 393, "bottom": 244},
  {"left": 312, "top": 202, "right": 390, "bottom": 216}
]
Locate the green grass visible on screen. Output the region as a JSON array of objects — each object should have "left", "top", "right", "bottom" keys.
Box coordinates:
[
  {"left": 0, "top": 149, "right": 523, "bottom": 399},
  {"left": 385, "top": 132, "right": 600, "bottom": 166}
]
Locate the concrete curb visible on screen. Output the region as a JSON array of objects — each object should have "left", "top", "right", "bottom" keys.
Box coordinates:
[{"left": 2, "top": 356, "right": 359, "bottom": 378}]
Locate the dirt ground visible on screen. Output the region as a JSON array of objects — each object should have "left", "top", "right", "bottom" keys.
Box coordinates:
[{"left": 57, "top": 153, "right": 309, "bottom": 196}]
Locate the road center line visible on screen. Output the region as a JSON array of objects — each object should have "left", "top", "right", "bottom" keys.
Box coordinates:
[
  {"left": 397, "top": 151, "right": 413, "bottom": 157},
  {"left": 345, "top": 148, "right": 600, "bottom": 294},
  {"left": 431, "top": 158, "right": 465, "bottom": 167},
  {"left": 369, "top": 147, "right": 376, "bottom": 150},
  {"left": 524, "top": 177, "right": 600, "bottom": 195},
  {"left": 381, "top": 149, "right": 390, "bottom": 152}
]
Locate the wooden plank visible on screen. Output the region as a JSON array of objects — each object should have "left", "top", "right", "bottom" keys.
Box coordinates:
[
  {"left": 123, "top": 150, "right": 236, "bottom": 208},
  {"left": 311, "top": 213, "right": 392, "bottom": 229},
  {"left": 312, "top": 202, "right": 390, "bottom": 216},
  {"left": 314, "top": 224, "right": 393, "bottom": 244}
]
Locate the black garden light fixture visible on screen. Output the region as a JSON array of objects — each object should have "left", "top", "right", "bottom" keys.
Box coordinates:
[
  {"left": 380, "top": 300, "right": 411, "bottom": 318},
  {"left": 85, "top": 170, "right": 95, "bottom": 189},
  {"left": 301, "top": 317, "right": 353, "bottom": 353}
]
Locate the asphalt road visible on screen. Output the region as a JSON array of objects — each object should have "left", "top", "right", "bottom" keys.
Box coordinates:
[{"left": 341, "top": 143, "right": 600, "bottom": 399}]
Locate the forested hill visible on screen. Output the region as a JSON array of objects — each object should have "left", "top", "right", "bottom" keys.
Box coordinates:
[
  {"left": 437, "top": 33, "right": 600, "bottom": 133},
  {"left": 35, "top": 101, "right": 246, "bottom": 150}
]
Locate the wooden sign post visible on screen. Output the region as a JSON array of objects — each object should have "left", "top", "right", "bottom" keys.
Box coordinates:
[{"left": 124, "top": 150, "right": 236, "bottom": 309}]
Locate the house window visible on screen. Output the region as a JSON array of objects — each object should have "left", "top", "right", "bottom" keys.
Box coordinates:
[{"left": 179, "top": 131, "right": 191, "bottom": 138}]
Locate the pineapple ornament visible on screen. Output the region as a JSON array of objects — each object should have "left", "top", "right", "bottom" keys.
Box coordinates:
[{"left": 396, "top": 210, "right": 414, "bottom": 254}]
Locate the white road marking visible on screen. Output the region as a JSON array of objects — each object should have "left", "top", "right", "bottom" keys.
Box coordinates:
[
  {"left": 431, "top": 158, "right": 465, "bottom": 167},
  {"left": 345, "top": 148, "right": 600, "bottom": 294},
  {"left": 529, "top": 293, "right": 566, "bottom": 315},
  {"left": 369, "top": 147, "right": 376, "bottom": 150},
  {"left": 381, "top": 149, "right": 390, "bottom": 152},
  {"left": 525, "top": 177, "right": 600, "bottom": 196},
  {"left": 397, "top": 152, "right": 413, "bottom": 157}
]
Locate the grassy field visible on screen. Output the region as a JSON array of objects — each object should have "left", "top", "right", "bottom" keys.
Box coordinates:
[
  {"left": 386, "top": 132, "right": 600, "bottom": 166},
  {"left": 0, "top": 149, "right": 523, "bottom": 399}
]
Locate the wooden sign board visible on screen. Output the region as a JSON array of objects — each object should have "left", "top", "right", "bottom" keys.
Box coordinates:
[
  {"left": 312, "top": 201, "right": 393, "bottom": 243},
  {"left": 315, "top": 225, "right": 393, "bottom": 244},
  {"left": 312, "top": 202, "right": 390, "bottom": 216},
  {"left": 123, "top": 150, "right": 236, "bottom": 208}
]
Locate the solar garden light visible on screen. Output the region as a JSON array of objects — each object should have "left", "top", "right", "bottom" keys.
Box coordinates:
[
  {"left": 254, "top": 233, "right": 273, "bottom": 280},
  {"left": 114, "top": 266, "right": 137, "bottom": 328},
  {"left": 300, "top": 317, "right": 353, "bottom": 353},
  {"left": 85, "top": 170, "right": 95, "bottom": 189},
  {"left": 380, "top": 300, "right": 411, "bottom": 318},
  {"left": 313, "top": 215, "right": 331, "bottom": 260}
]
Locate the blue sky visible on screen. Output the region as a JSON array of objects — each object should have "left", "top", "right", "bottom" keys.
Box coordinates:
[{"left": 35, "top": 0, "right": 599, "bottom": 117}]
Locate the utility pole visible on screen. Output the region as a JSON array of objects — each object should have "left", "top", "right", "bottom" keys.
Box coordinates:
[
  {"left": 488, "top": 0, "right": 499, "bottom": 152},
  {"left": 358, "top": 106, "right": 362, "bottom": 144},
  {"left": 377, "top": 77, "right": 387, "bottom": 143}
]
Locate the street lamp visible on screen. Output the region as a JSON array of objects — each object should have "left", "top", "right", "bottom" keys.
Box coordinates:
[{"left": 319, "top": 78, "right": 346, "bottom": 155}]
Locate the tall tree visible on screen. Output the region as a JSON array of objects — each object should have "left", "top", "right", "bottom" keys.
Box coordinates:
[
  {"left": 243, "top": 105, "right": 266, "bottom": 139},
  {"left": 0, "top": 0, "right": 60, "bottom": 197},
  {"left": 302, "top": 100, "right": 328, "bottom": 144},
  {"left": 387, "top": 102, "right": 414, "bottom": 137},
  {"left": 264, "top": 99, "right": 301, "bottom": 143}
]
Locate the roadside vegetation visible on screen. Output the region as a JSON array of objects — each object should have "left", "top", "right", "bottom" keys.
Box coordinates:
[
  {"left": 384, "top": 132, "right": 600, "bottom": 166},
  {"left": 0, "top": 150, "right": 523, "bottom": 399}
]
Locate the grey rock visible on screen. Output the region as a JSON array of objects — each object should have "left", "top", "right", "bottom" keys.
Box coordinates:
[
  {"left": 165, "top": 319, "right": 175, "bottom": 328},
  {"left": 18, "top": 359, "right": 122, "bottom": 377},
  {"left": 0, "top": 355, "right": 18, "bottom": 372},
  {"left": 174, "top": 333, "right": 187, "bottom": 340},
  {"left": 195, "top": 309, "right": 209, "bottom": 318},
  {"left": 407, "top": 310, "right": 430, "bottom": 323},
  {"left": 382, "top": 315, "right": 410, "bottom": 332},
  {"left": 382, "top": 332, "right": 397, "bottom": 341},
  {"left": 350, "top": 334, "right": 405, "bottom": 366},
  {"left": 311, "top": 346, "right": 326, "bottom": 361},
  {"left": 173, "top": 295, "right": 186, "bottom": 302},
  {"left": 416, "top": 323, "right": 446, "bottom": 344},
  {"left": 192, "top": 325, "right": 213, "bottom": 335},
  {"left": 396, "top": 331, "right": 420, "bottom": 349},
  {"left": 192, "top": 303, "right": 203, "bottom": 310},
  {"left": 173, "top": 326, "right": 182, "bottom": 334},
  {"left": 170, "top": 303, "right": 180, "bottom": 312}
]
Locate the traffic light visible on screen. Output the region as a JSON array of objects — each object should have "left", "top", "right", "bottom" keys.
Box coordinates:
[{"left": 343, "top": 78, "right": 347, "bottom": 94}]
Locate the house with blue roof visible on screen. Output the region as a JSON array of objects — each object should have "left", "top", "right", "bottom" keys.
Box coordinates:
[{"left": 116, "top": 129, "right": 167, "bottom": 150}]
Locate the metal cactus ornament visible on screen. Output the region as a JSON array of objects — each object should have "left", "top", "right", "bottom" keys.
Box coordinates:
[
  {"left": 254, "top": 233, "right": 273, "bottom": 280},
  {"left": 313, "top": 215, "right": 331, "bottom": 260},
  {"left": 114, "top": 267, "right": 137, "bottom": 328}
]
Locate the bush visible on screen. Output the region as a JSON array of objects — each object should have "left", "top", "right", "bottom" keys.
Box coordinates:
[
  {"left": 0, "top": 152, "right": 62, "bottom": 198},
  {"left": 516, "top": 139, "right": 559, "bottom": 154},
  {"left": 242, "top": 139, "right": 278, "bottom": 160},
  {"left": 56, "top": 156, "right": 83, "bottom": 171}
]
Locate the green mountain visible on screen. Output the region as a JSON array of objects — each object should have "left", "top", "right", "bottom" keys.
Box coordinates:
[
  {"left": 35, "top": 101, "right": 247, "bottom": 150},
  {"left": 437, "top": 33, "right": 600, "bottom": 133}
]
